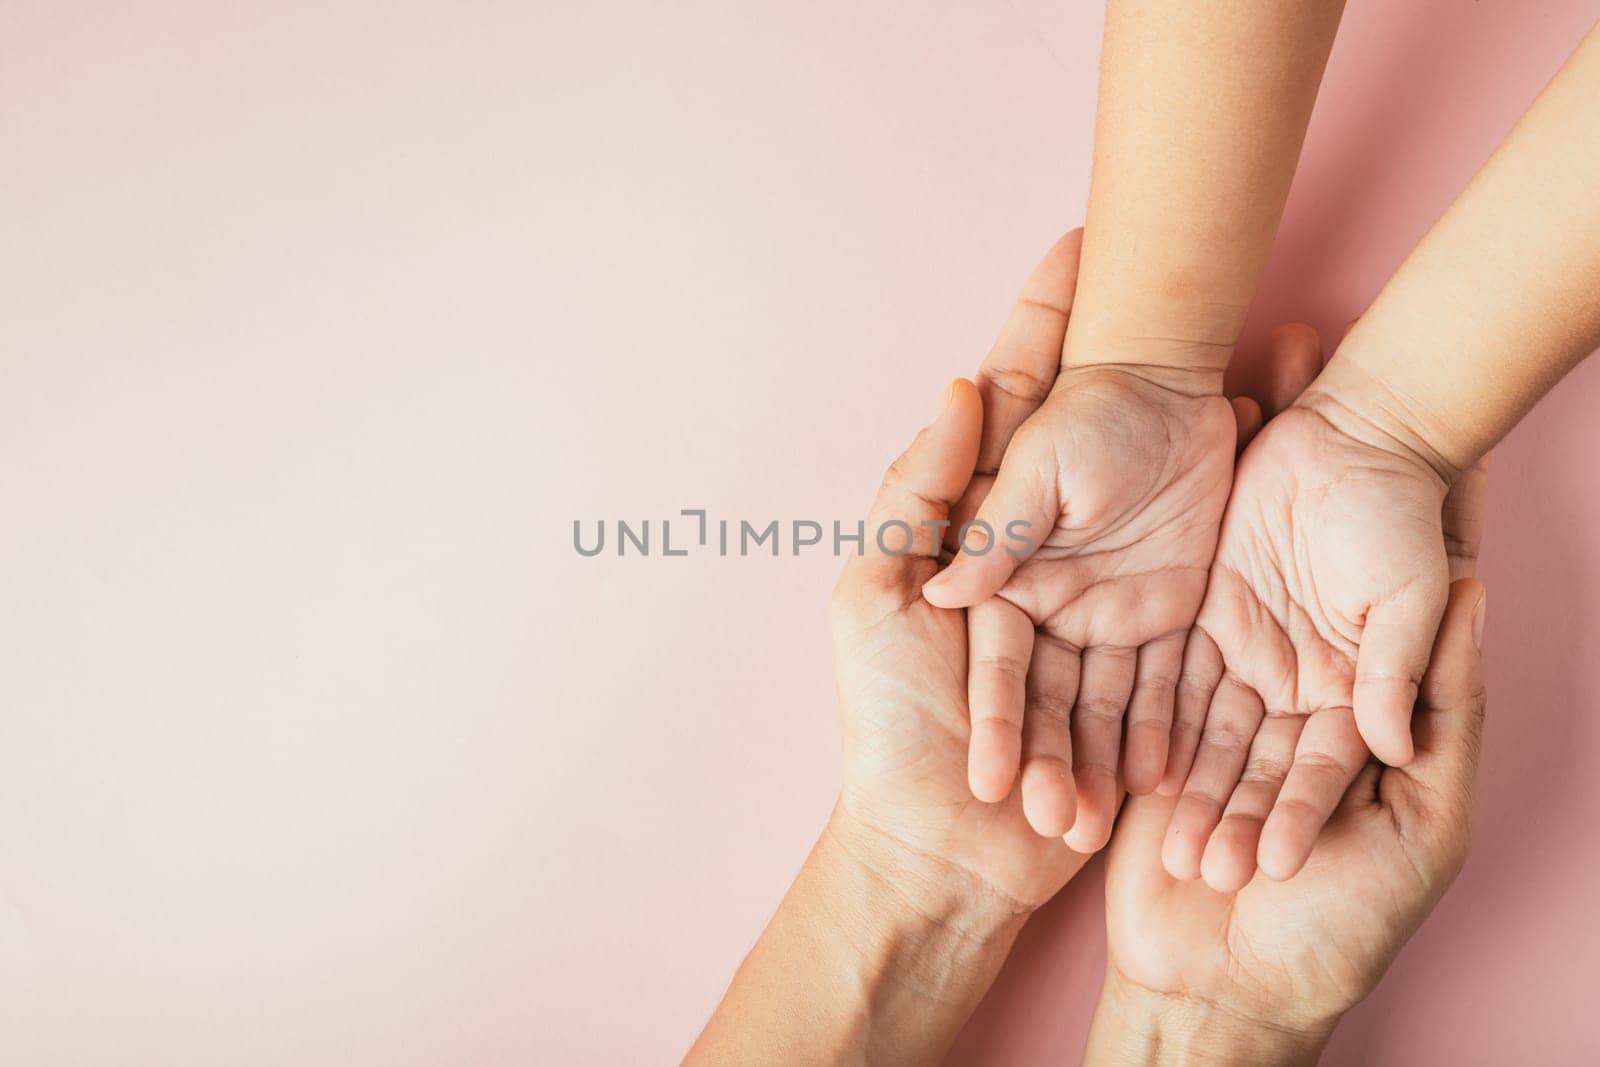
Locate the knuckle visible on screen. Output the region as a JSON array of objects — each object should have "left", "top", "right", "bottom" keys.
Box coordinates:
[
  {"left": 976, "top": 653, "right": 1029, "bottom": 681},
  {"left": 1026, "top": 692, "right": 1074, "bottom": 727},
  {"left": 1074, "top": 696, "right": 1126, "bottom": 726},
  {"left": 985, "top": 364, "right": 1055, "bottom": 406}
]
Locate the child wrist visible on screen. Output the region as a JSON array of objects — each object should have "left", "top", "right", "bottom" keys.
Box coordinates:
[{"left": 1298, "top": 356, "right": 1469, "bottom": 487}]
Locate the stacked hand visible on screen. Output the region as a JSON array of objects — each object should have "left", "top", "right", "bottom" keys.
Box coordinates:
[
  {"left": 693, "top": 231, "right": 1496, "bottom": 1066},
  {"left": 1095, "top": 576, "right": 1487, "bottom": 1060},
  {"left": 1161, "top": 355, "right": 1479, "bottom": 889},
  {"left": 922, "top": 234, "right": 1237, "bottom": 851},
  {"left": 924, "top": 239, "right": 1478, "bottom": 890}
]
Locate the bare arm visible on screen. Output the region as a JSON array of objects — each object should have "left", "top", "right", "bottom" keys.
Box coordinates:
[
  {"left": 1065, "top": 0, "right": 1349, "bottom": 379},
  {"left": 685, "top": 817, "right": 1026, "bottom": 1066},
  {"left": 1310, "top": 19, "right": 1600, "bottom": 476}
]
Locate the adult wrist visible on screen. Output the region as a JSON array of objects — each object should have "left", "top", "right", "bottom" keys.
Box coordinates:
[
  {"left": 819, "top": 807, "right": 1032, "bottom": 963},
  {"left": 802, "top": 808, "right": 1031, "bottom": 1056},
  {"left": 1085, "top": 969, "right": 1335, "bottom": 1067},
  {"left": 1301, "top": 350, "right": 1471, "bottom": 487},
  {"left": 688, "top": 810, "right": 1028, "bottom": 1066}
]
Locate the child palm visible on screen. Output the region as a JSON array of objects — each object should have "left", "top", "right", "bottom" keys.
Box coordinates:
[
  {"left": 924, "top": 363, "right": 1235, "bottom": 851},
  {"left": 1161, "top": 396, "right": 1453, "bottom": 889}
]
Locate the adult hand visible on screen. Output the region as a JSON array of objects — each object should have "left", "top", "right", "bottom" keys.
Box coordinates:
[
  {"left": 1091, "top": 576, "right": 1486, "bottom": 1061},
  {"left": 1087, "top": 347, "right": 1489, "bottom": 1057},
  {"left": 691, "top": 234, "right": 1106, "bottom": 1065},
  {"left": 829, "top": 240, "right": 1100, "bottom": 918}
]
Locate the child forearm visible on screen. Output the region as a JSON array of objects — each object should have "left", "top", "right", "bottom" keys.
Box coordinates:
[
  {"left": 1065, "top": 0, "right": 1348, "bottom": 377},
  {"left": 1312, "top": 21, "right": 1600, "bottom": 475}
]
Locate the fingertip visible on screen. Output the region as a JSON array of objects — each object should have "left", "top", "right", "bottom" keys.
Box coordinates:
[
  {"left": 1123, "top": 727, "right": 1170, "bottom": 796},
  {"left": 1161, "top": 838, "right": 1200, "bottom": 882},
  {"left": 921, "top": 556, "right": 991, "bottom": 608},
  {"left": 1255, "top": 828, "right": 1307, "bottom": 883},
  {"left": 968, "top": 721, "right": 1021, "bottom": 803},
  {"left": 1200, "top": 846, "right": 1253, "bottom": 894},
  {"left": 1362, "top": 716, "right": 1416, "bottom": 768},
  {"left": 967, "top": 765, "right": 1014, "bottom": 804},
  {"left": 920, "top": 567, "right": 961, "bottom": 608},
  {"left": 1063, "top": 766, "right": 1117, "bottom": 852},
  {"left": 1161, "top": 820, "right": 1204, "bottom": 881},
  {"left": 1064, "top": 812, "right": 1112, "bottom": 854},
  {"left": 1157, "top": 748, "right": 1194, "bottom": 797},
  {"left": 945, "top": 376, "right": 980, "bottom": 416},
  {"left": 1021, "top": 758, "right": 1077, "bottom": 837}
]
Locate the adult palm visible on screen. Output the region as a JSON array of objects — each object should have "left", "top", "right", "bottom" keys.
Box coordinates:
[{"left": 1102, "top": 575, "right": 1487, "bottom": 1041}]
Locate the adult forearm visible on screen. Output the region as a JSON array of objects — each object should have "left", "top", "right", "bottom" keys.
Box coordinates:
[
  {"left": 1084, "top": 971, "right": 1333, "bottom": 1066},
  {"left": 1065, "top": 0, "right": 1347, "bottom": 375},
  {"left": 1316, "top": 21, "right": 1600, "bottom": 475},
  {"left": 686, "top": 810, "right": 1027, "bottom": 1065}
]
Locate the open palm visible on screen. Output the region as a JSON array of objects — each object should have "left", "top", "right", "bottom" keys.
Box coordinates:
[
  {"left": 1106, "top": 575, "right": 1487, "bottom": 1043},
  {"left": 1163, "top": 389, "right": 1471, "bottom": 890},
  {"left": 924, "top": 366, "right": 1235, "bottom": 851}
]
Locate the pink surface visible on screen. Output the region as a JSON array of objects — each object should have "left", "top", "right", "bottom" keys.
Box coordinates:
[{"left": 1, "top": 2, "right": 1597, "bottom": 1064}]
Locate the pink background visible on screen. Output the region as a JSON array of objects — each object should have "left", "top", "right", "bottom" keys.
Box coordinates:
[{"left": 3, "top": 2, "right": 1599, "bottom": 1063}]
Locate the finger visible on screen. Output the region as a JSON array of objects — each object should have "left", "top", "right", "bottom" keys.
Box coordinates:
[
  {"left": 1353, "top": 579, "right": 1450, "bottom": 767},
  {"left": 1161, "top": 676, "right": 1264, "bottom": 880},
  {"left": 1064, "top": 645, "right": 1137, "bottom": 852},
  {"left": 1020, "top": 633, "right": 1083, "bottom": 836},
  {"left": 1443, "top": 457, "right": 1488, "bottom": 581},
  {"left": 967, "top": 596, "right": 1035, "bottom": 802},
  {"left": 1406, "top": 578, "right": 1488, "bottom": 801},
  {"left": 1259, "top": 323, "right": 1323, "bottom": 418},
  {"left": 1200, "top": 713, "right": 1304, "bottom": 892},
  {"left": 1160, "top": 625, "right": 1224, "bottom": 795},
  {"left": 1257, "top": 708, "right": 1369, "bottom": 881},
  {"left": 1124, "top": 634, "right": 1184, "bottom": 795},
  {"left": 845, "top": 379, "right": 983, "bottom": 600},
  {"left": 975, "top": 229, "right": 1084, "bottom": 476},
  {"left": 921, "top": 430, "right": 1058, "bottom": 609},
  {"left": 1230, "top": 395, "right": 1263, "bottom": 453}
]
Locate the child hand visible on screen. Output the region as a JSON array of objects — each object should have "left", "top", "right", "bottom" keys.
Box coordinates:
[
  {"left": 1161, "top": 356, "right": 1462, "bottom": 890},
  {"left": 924, "top": 344, "right": 1235, "bottom": 850}
]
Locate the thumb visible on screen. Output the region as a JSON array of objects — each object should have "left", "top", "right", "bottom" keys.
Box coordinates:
[
  {"left": 1403, "top": 578, "right": 1488, "bottom": 801},
  {"left": 842, "top": 379, "right": 983, "bottom": 600},
  {"left": 921, "top": 434, "right": 1057, "bottom": 608},
  {"left": 1353, "top": 578, "right": 1449, "bottom": 766}
]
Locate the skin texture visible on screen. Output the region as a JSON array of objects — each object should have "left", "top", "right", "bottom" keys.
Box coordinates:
[
  {"left": 921, "top": 0, "right": 1349, "bottom": 852},
  {"left": 1165, "top": 21, "right": 1600, "bottom": 889},
  {"left": 1088, "top": 576, "right": 1489, "bottom": 1063}
]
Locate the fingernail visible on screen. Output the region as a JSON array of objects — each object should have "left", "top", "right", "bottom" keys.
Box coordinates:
[
  {"left": 1471, "top": 590, "right": 1487, "bottom": 650},
  {"left": 938, "top": 378, "right": 964, "bottom": 419}
]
